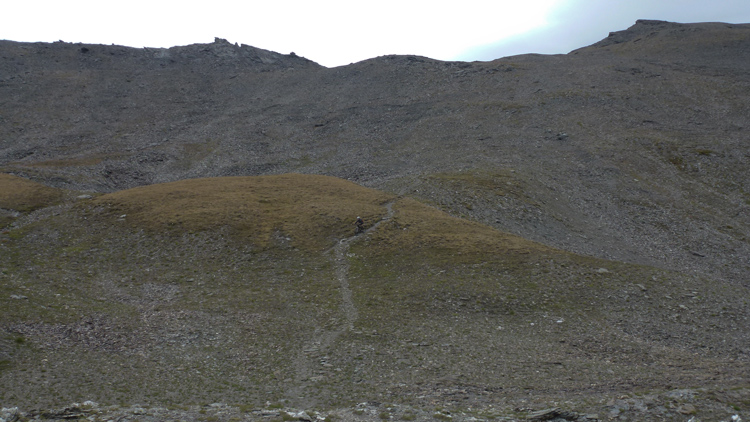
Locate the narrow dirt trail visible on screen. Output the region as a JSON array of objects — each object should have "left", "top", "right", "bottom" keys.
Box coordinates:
[
  {"left": 285, "top": 201, "right": 395, "bottom": 407},
  {"left": 333, "top": 201, "right": 393, "bottom": 331}
]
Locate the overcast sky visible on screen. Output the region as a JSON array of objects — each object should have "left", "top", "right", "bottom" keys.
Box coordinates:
[{"left": 3, "top": 0, "right": 750, "bottom": 67}]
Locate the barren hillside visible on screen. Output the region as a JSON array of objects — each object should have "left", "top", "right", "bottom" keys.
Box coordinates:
[{"left": 1, "top": 20, "right": 749, "bottom": 421}]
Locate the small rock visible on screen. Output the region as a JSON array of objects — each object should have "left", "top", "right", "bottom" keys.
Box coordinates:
[
  {"left": 666, "top": 390, "right": 695, "bottom": 400},
  {"left": 1, "top": 407, "right": 20, "bottom": 422},
  {"left": 10, "top": 294, "right": 27, "bottom": 300},
  {"left": 77, "top": 194, "right": 93, "bottom": 200},
  {"left": 291, "top": 411, "right": 312, "bottom": 421},
  {"left": 527, "top": 407, "right": 560, "bottom": 420},
  {"left": 596, "top": 268, "right": 610, "bottom": 274}
]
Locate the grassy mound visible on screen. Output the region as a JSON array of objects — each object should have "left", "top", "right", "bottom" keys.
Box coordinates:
[
  {"left": 0, "top": 173, "right": 64, "bottom": 212},
  {"left": 91, "top": 173, "right": 394, "bottom": 251},
  {"left": 90, "top": 173, "right": 549, "bottom": 257},
  {"left": 368, "top": 197, "right": 552, "bottom": 263}
]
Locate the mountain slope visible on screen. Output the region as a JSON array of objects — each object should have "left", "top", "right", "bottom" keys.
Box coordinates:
[
  {"left": 1, "top": 174, "right": 749, "bottom": 421},
  {"left": 1, "top": 21, "right": 748, "bottom": 291},
  {"left": 1, "top": 19, "right": 750, "bottom": 420}
]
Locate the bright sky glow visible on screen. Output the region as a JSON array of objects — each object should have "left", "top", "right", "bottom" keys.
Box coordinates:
[{"left": 2, "top": 0, "right": 750, "bottom": 67}]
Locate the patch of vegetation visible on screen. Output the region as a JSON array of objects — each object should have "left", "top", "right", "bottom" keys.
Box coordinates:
[
  {"left": 695, "top": 148, "right": 714, "bottom": 156},
  {"left": 280, "top": 411, "right": 296, "bottom": 421},
  {"left": 361, "top": 197, "right": 553, "bottom": 264},
  {"left": 424, "top": 169, "right": 524, "bottom": 199},
  {"left": 90, "top": 174, "right": 394, "bottom": 252},
  {"left": 0, "top": 173, "right": 64, "bottom": 212},
  {"left": 668, "top": 155, "right": 685, "bottom": 169},
  {"left": 0, "top": 215, "right": 15, "bottom": 229}
]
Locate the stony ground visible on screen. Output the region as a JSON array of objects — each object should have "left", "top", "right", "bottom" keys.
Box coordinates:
[{"left": 2, "top": 388, "right": 749, "bottom": 421}]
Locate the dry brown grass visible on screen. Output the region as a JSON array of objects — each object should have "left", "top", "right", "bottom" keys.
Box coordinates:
[
  {"left": 89, "top": 173, "right": 551, "bottom": 258},
  {"left": 91, "top": 173, "right": 394, "bottom": 251},
  {"left": 0, "top": 173, "right": 64, "bottom": 212},
  {"left": 367, "top": 197, "right": 554, "bottom": 264}
]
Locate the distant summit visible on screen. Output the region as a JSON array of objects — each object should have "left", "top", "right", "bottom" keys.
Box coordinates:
[
  {"left": 575, "top": 19, "right": 750, "bottom": 64},
  {"left": 0, "top": 36, "right": 320, "bottom": 73},
  {"left": 154, "top": 37, "right": 320, "bottom": 68}
]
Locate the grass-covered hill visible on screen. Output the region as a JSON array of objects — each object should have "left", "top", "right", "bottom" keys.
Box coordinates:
[
  {"left": 91, "top": 174, "right": 393, "bottom": 252},
  {"left": 0, "top": 173, "right": 64, "bottom": 213},
  {"left": 2, "top": 174, "right": 748, "bottom": 420}
]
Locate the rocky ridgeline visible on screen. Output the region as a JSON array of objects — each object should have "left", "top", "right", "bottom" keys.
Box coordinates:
[{"left": 0, "top": 36, "right": 318, "bottom": 73}]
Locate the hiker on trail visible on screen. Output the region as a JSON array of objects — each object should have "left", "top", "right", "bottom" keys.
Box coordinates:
[{"left": 355, "top": 216, "right": 364, "bottom": 234}]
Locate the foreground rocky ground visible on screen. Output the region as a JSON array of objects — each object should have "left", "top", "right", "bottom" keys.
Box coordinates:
[{"left": 1, "top": 388, "right": 748, "bottom": 422}]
